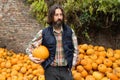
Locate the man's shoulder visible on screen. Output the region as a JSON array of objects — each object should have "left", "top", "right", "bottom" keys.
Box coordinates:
[
  {"left": 42, "top": 25, "right": 52, "bottom": 34},
  {"left": 64, "top": 24, "right": 71, "bottom": 29},
  {"left": 43, "top": 25, "right": 51, "bottom": 30},
  {"left": 63, "top": 24, "right": 73, "bottom": 31}
]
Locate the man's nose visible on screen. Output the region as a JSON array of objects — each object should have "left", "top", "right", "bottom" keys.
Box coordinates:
[{"left": 58, "top": 15, "right": 62, "bottom": 19}]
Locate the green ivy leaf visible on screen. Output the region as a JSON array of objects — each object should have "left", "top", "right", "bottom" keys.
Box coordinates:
[{"left": 89, "top": 6, "right": 93, "bottom": 15}]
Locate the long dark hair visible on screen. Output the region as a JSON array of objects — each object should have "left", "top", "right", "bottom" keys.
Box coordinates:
[{"left": 47, "top": 4, "right": 65, "bottom": 25}]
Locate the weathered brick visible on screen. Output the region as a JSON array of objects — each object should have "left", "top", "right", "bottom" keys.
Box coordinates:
[{"left": 0, "top": 0, "right": 41, "bottom": 53}]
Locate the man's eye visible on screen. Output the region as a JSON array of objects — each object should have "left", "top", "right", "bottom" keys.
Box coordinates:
[
  {"left": 55, "top": 14, "right": 63, "bottom": 16},
  {"left": 55, "top": 14, "right": 58, "bottom": 16}
]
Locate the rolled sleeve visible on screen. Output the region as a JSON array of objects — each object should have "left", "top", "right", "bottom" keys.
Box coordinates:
[
  {"left": 26, "top": 30, "right": 43, "bottom": 55},
  {"left": 71, "top": 29, "right": 79, "bottom": 66}
]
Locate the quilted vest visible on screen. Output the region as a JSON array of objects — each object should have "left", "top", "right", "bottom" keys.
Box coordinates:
[{"left": 41, "top": 24, "right": 74, "bottom": 69}]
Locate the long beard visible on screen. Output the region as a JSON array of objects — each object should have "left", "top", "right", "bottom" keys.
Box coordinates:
[{"left": 53, "top": 20, "right": 63, "bottom": 29}]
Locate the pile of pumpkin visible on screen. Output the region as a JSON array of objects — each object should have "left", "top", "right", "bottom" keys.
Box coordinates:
[
  {"left": 0, "top": 48, "right": 45, "bottom": 80},
  {"left": 72, "top": 44, "right": 120, "bottom": 80},
  {"left": 0, "top": 44, "right": 120, "bottom": 80}
]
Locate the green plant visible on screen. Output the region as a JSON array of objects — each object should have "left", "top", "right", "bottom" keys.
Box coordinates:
[
  {"left": 28, "top": 0, "right": 48, "bottom": 26},
  {"left": 26, "top": 0, "right": 120, "bottom": 43}
]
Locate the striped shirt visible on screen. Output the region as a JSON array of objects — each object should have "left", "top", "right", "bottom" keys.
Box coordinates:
[{"left": 26, "top": 27, "right": 79, "bottom": 66}]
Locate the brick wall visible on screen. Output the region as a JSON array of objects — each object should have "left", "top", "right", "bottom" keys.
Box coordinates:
[{"left": 0, "top": 0, "right": 42, "bottom": 53}]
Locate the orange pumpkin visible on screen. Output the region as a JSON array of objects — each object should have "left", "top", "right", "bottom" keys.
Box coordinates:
[
  {"left": 92, "top": 71, "right": 104, "bottom": 80},
  {"left": 106, "top": 68, "right": 113, "bottom": 73},
  {"left": 90, "top": 54, "right": 97, "bottom": 60},
  {"left": 113, "top": 67, "right": 120, "bottom": 78},
  {"left": 38, "top": 75, "right": 45, "bottom": 80},
  {"left": 106, "top": 72, "right": 119, "bottom": 80},
  {"left": 98, "top": 64, "right": 107, "bottom": 73},
  {"left": 20, "top": 67, "right": 27, "bottom": 74},
  {"left": 103, "top": 59, "right": 112, "bottom": 67},
  {"left": 114, "top": 49, "right": 120, "bottom": 54},
  {"left": 78, "top": 48, "right": 85, "bottom": 53},
  {"left": 78, "top": 53, "right": 84, "bottom": 60},
  {"left": 106, "top": 48, "right": 114, "bottom": 57},
  {"left": 108, "top": 57, "right": 116, "bottom": 62},
  {"left": 76, "top": 65, "right": 84, "bottom": 72},
  {"left": 95, "top": 58, "right": 103, "bottom": 65},
  {"left": 101, "top": 77, "right": 109, "bottom": 80},
  {"left": 80, "top": 44, "right": 88, "bottom": 50},
  {"left": 114, "top": 53, "right": 120, "bottom": 59},
  {"left": 81, "top": 59, "right": 88, "bottom": 66},
  {"left": 84, "top": 64, "right": 92, "bottom": 71},
  {"left": 94, "top": 46, "right": 99, "bottom": 51},
  {"left": 97, "top": 46, "right": 105, "bottom": 51},
  {"left": 32, "top": 45, "right": 49, "bottom": 59},
  {"left": 86, "top": 48, "right": 95, "bottom": 55},
  {"left": 81, "top": 70, "right": 88, "bottom": 77},
  {"left": 86, "top": 75, "right": 95, "bottom": 80},
  {"left": 92, "top": 62, "right": 98, "bottom": 70},
  {"left": 72, "top": 70, "right": 77, "bottom": 76},
  {"left": 98, "top": 51, "right": 106, "bottom": 57},
  {"left": 73, "top": 72, "right": 82, "bottom": 80}
]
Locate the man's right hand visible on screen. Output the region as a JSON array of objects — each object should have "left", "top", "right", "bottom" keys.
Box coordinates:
[{"left": 29, "top": 54, "right": 45, "bottom": 64}]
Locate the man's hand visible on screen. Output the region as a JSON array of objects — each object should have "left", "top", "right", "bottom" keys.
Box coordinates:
[{"left": 29, "top": 54, "right": 45, "bottom": 64}]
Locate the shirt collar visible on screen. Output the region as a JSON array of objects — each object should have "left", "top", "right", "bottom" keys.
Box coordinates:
[{"left": 53, "top": 27, "right": 63, "bottom": 33}]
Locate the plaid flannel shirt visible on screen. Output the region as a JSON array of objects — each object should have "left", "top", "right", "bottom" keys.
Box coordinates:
[{"left": 26, "top": 27, "right": 79, "bottom": 66}]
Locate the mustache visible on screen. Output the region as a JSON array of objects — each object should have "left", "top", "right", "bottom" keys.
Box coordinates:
[
  {"left": 53, "top": 19, "right": 63, "bottom": 24},
  {"left": 56, "top": 19, "right": 62, "bottom": 22},
  {"left": 58, "top": 19, "right": 62, "bottom": 21},
  {"left": 53, "top": 19, "right": 63, "bottom": 27}
]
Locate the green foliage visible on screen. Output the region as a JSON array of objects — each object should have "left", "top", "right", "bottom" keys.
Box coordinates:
[
  {"left": 97, "top": 0, "right": 120, "bottom": 21},
  {"left": 27, "top": 0, "right": 48, "bottom": 26},
  {"left": 26, "top": 0, "right": 34, "bottom": 4},
  {"left": 63, "top": 0, "right": 120, "bottom": 41},
  {"left": 26, "top": 0, "right": 120, "bottom": 42}
]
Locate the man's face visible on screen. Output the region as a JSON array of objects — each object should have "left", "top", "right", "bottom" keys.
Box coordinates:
[{"left": 53, "top": 8, "right": 63, "bottom": 27}]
